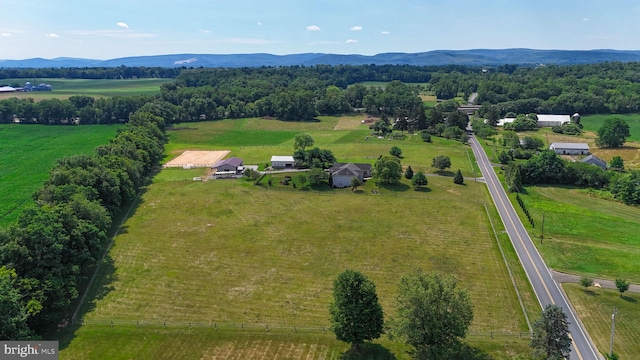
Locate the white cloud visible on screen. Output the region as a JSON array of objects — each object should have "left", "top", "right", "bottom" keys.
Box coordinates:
[
  {"left": 582, "top": 18, "right": 590, "bottom": 22},
  {"left": 71, "top": 29, "right": 156, "bottom": 38},
  {"left": 1, "top": 32, "right": 11, "bottom": 37},
  {"left": 306, "top": 25, "right": 321, "bottom": 31},
  {"left": 200, "top": 30, "right": 212, "bottom": 34},
  {"left": 117, "top": 22, "right": 129, "bottom": 29},
  {"left": 45, "top": 33, "right": 59, "bottom": 38},
  {"left": 257, "top": 22, "right": 262, "bottom": 26},
  {"left": 381, "top": 31, "right": 390, "bottom": 35},
  {"left": 345, "top": 39, "right": 358, "bottom": 44},
  {"left": 350, "top": 26, "right": 362, "bottom": 31}
]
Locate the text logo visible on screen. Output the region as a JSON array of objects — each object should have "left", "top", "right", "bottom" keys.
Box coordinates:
[{"left": 1, "top": 342, "right": 58, "bottom": 359}]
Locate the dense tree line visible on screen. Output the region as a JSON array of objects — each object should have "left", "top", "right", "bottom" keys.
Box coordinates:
[
  {"left": 0, "top": 104, "right": 168, "bottom": 339},
  {"left": 0, "top": 66, "right": 180, "bottom": 80}
]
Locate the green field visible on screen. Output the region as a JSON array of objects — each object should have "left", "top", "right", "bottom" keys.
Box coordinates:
[
  {"left": 0, "top": 124, "right": 122, "bottom": 226},
  {"left": 0, "top": 78, "right": 171, "bottom": 100},
  {"left": 581, "top": 113, "right": 640, "bottom": 142},
  {"left": 59, "top": 116, "right": 541, "bottom": 359},
  {"left": 564, "top": 284, "right": 640, "bottom": 359},
  {"left": 166, "top": 117, "right": 478, "bottom": 177}
]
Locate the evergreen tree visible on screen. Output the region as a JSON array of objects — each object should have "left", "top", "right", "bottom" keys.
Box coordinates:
[{"left": 453, "top": 169, "right": 464, "bottom": 184}]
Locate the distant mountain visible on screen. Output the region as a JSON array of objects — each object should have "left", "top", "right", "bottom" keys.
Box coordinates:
[{"left": 3, "top": 49, "right": 640, "bottom": 68}]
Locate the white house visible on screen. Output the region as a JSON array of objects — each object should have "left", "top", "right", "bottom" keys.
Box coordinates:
[
  {"left": 271, "top": 156, "right": 295, "bottom": 168},
  {"left": 549, "top": 143, "right": 590, "bottom": 155},
  {"left": 329, "top": 163, "right": 372, "bottom": 188},
  {"left": 536, "top": 114, "right": 570, "bottom": 127}
]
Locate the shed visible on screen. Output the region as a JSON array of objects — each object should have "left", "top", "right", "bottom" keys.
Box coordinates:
[
  {"left": 537, "top": 115, "right": 570, "bottom": 127},
  {"left": 212, "top": 157, "right": 244, "bottom": 173},
  {"left": 549, "top": 143, "right": 590, "bottom": 155},
  {"left": 580, "top": 155, "right": 607, "bottom": 170},
  {"left": 271, "top": 156, "right": 295, "bottom": 168}
]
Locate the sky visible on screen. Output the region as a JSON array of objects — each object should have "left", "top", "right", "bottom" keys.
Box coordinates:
[{"left": 2, "top": 0, "right": 640, "bottom": 60}]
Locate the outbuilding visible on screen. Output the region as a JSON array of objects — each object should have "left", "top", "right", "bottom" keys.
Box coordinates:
[
  {"left": 212, "top": 157, "right": 244, "bottom": 174},
  {"left": 536, "top": 114, "right": 570, "bottom": 127},
  {"left": 549, "top": 142, "right": 590, "bottom": 155},
  {"left": 580, "top": 155, "right": 607, "bottom": 170},
  {"left": 271, "top": 156, "right": 295, "bottom": 168}
]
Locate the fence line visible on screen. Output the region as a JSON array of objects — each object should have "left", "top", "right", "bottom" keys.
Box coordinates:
[{"left": 73, "top": 318, "right": 531, "bottom": 339}]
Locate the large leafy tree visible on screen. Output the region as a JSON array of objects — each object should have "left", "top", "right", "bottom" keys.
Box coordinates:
[
  {"left": 431, "top": 155, "right": 452, "bottom": 171},
  {"left": 329, "top": 270, "right": 384, "bottom": 351},
  {"left": 530, "top": 304, "right": 572, "bottom": 360},
  {"left": 596, "top": 117, "right": 631, "bottom": 148},
  {"left": 373, "top": 156, "right": 402, "bottom": 184},
  {"left": 411, "top": 171, "right": 428, "bottom": 189},
  {"left": 388, "top": 272, "right": 473, "bottom": 359},
  {"left": 0, "top": 266, "right": 34, "bottom": 340},
  {"left": 293, "top": 133, "right": 315, "bottom": 151}
]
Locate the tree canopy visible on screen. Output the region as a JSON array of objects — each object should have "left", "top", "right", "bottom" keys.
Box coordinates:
[
  {"left": 596, "top": 117, "right": 631, "bottom": 148},
  {"left": 373, "top": 156, "right": 402, "bottom": 184},
  {"left": 329, "top": 270, "right": 384, "bottom": 351},
  {"left": 530, "top": 304, "right": 572, "bottom": 360},
  {"left": 432, "top": 155, "right": 452, "bottom": 171},
  {"left": 293, "top": 133, "right": 315, "bottom": 151},
  {"left": 411, "top": 171, "right": 428, "bottom": 189},
  {"left": 388, "top": 272, "right": 473, "bottom": 359}
]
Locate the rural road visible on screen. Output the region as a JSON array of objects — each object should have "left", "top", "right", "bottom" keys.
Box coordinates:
[{"left": 468, "top": 135, "right": 600, "bottom": 360}]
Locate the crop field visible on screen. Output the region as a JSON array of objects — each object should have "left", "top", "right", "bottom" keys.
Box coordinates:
[
  {"left": 0, "top": 78, "right": 171, "bottom": 100},
  {"left": 65, "top": 176, "right": 535, "bottom": 359},
  {"left": 165, "top": 117, "right": 478, "bottom": 176},
  {"left": 0, "top": 124, "right": 122, "bottom": 227},
  {"left": 563, "top": 284, "right": 640, "bottom": 359}
]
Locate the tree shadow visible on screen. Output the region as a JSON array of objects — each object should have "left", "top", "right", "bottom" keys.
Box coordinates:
[
  {"left": 585, "top": 289, "right": 600, "bottom": 297},
  {"left": 449, "top": 343, "right": 493, "bottom": 360},
  {"left": 413, "top": 187, "right": 432, "bottom": 193},
  {"left": 377, "top": 182, "right": 410, "bottom": 192},
  {"left": 435, "top": 170, "right": 455, "bottom": 177},
  {"left": 621, "top": 295, "right": 638, "bottom": 303},
  {"left": 340, "top": 343, "right": 397, "bottom": 360}
]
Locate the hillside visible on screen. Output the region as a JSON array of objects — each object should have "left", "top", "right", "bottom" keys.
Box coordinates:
[{"left": 3, "top": 48, "right": 640, "bottom": 68}]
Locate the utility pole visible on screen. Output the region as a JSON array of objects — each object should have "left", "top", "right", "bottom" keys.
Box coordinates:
[{"left": 609, "top": 306, "right": 617, "bottom": 357}]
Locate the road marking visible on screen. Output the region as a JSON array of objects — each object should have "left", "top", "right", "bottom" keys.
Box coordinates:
[{"left": 471, "top": 139, "right": 587, "bottom": 360}]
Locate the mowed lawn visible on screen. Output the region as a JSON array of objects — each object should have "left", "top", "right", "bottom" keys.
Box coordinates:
[
  {"left": 0, "top": 78, "right": 171, "bottom": 100},
  {"left": 0, "top": 124, "right": 122, "bottom": 226},
  {"left": 513, "top": 186, "right": 640, "bottom": 283},
  {"left": 166, "top": 117, "right": 477, "bottom": 176},
  {"left": 564, "top": 284, "right": 640, "bottom": 359}
]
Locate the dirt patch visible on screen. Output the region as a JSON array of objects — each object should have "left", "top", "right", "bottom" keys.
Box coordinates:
[
  {"left": 164, "top": 150, "right": 230, "bottom": 168},
  {"left": 334, "top": 115, "right": 377, "bottom": 130}
]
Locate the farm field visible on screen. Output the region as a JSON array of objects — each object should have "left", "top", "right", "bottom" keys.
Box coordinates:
[
  {"left": 0, "top": 124, "right": 122, "bottom": 226},
  {"left": 165, "top": 117, "right": 478, "bottom": 177},
  {"left": 563, "top": 284, "right": 640, "bottom": 360},
  {"left": 581, "top": 113, "right": 640, "bottom": 142},
  {"left": 0, "top": 78, "right": 171, "bottom": 100},
  {"left": 67, "top": 177, "right": 535, "bottom": 359}
]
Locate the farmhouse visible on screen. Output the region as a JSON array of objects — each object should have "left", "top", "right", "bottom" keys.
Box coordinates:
[
  {"left": 271, "top": 155, "right": 295, "bottom": 168},
  {"left": 580, "top": 155, "right": 607, "bottom": 170},
  {"left": 329, "top": 162, "right": 372, "bottom": 188},
  {"left": 212, "top": 157, "right": 244, "bottom": 174},
  {"left": 549, "top": 142, "right": 590, "bottom": 155}
]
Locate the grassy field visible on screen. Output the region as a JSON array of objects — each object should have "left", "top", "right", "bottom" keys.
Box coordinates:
[
  {"left": 0, "top": 78, "right": 171, "bottom": 100},
  {"left": 510, "top": 186, "right": 640, "bottom": 283},
  {"left": 64, "top": 177, "right": 535, "bottom": 359},
  {"left": 581, "top": 113, "right": 640, "bottom": 142},
  {"left": 0, "top": 124, "right": 122, "bottom": 227},
  {"left": 564, "top": 284, "right": 640, "bottom": 359},
  {"left": 166, "top": 117, "right": 478, "bottom": 177}
]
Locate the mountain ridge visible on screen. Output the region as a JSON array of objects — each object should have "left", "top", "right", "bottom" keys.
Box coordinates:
[{"left": 3, "top": 49, "right": 640, "bottom": 68}]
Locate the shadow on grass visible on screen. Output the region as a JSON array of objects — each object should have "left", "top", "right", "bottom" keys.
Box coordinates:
[
  {"left": 412, "top": 187, "right": 432, "bottom": 193},
  {"left": 434, "top": 170, "right": 455, "bottom": 177},
  {"left": 340, "top": 343, "right": 397, "bottom": 360},
  {"left": 621, "top": 295, "right": 638, "bottom": 303},
  {"left": 377, "top": 182, "right": 410, "bottom": 192},
  {"left": 449, "top": 343, "right": 493, "bottom": 360},
  {"left": 585, "top": 289, "right": 600, "bottom": 297}
]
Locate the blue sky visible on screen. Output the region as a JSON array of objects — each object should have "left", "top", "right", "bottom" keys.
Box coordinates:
[{"left": 2, "top": 0, "right": 640, "bottom": 59}]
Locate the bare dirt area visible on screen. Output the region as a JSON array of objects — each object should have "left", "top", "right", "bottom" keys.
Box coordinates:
[
  {"left": 334, "top": 115, "right": 377, "bottom": 130},
  {"left": 164, "top": 150, "right": 230, "bottom": 168}
]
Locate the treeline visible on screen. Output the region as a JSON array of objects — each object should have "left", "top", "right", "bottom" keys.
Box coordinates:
[
  {"left": 0, "top": 105, "right": 168, "bottom": 339},
  {"left": 0, "top": 66, "right": 180, "bottom": 80},
  {"left": 504, "top": 150, "right": 638, "bottom": 204}
]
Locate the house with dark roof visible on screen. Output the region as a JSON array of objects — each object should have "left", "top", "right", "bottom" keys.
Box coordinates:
[
  {"left": 212, "top": 157, "right": 244, "bottom": 174},
  {"left": 329, "top": 163, "right": 372, "bottom": 188},
  {"left": 549, "top": 142, "right": 590, "bottom": 155},
  {"left": 580, "top": 155, "right": 607, "bottom": 170}
]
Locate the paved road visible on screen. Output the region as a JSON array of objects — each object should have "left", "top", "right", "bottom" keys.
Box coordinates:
[{"left": 469, "top": 135, "right": 600, "bottom": 360}]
